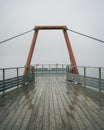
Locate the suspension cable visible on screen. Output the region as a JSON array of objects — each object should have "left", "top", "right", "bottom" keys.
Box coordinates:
[
  {"left": 0, "top": 27, "right": 104, "bottom": 44},
  {"left": 67, "top": 28, "right": 104, "bottom": 43},
  {"left": 0, "top": 29, "right": 35, "bottom": 44}
]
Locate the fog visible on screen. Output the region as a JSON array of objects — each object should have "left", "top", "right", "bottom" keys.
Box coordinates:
[{"left": 0, "top": 0, "right": 104, "bottom": 68}]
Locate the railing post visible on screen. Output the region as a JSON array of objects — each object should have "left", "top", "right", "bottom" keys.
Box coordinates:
[
  {"left": 66, "top": 65, "right": 69, "bottom": 81},
  {"left": 99, "top": 68, "right": 101, "bottom": 92},
  {"left": 62, "top": 64, "right": 63, "bottom": 74},
  {"left": 84, "top": 67, "right": 86, "bottom": 87},
  {"left": 36, "top": 64, "right": 38, "bottom": 75},
  {"left": 3, "top": 69, "right": 5, "bottom": 93},
  {"left": 49, "top": 64, "right": 50, "bottom": 74},
  {"left": 32, "top": 66, "right": 35, "bottom": 82},
  {"left": 17, "top": 68, "right": 19, "bottom": 87},
  {"left": 66, "top": 65, "right": 69, "bottom": 73},
  {"left": 56, "top": 64, "right": 58, "bottom": 74},
  {"left": 42, "top": 64, "right": 43, "bottom": 74}
]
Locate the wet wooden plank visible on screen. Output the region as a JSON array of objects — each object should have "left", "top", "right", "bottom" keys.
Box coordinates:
[
  {"left": 0, "top": 89, "right": 22, "bottom": 124},
  {"left": 26, "top": 82, "right": 44, "bottom": 130},
  {"left": 54, "top": 82, "right": 72, "bottom": 130},
  {"left": 42, "top": 85, "right": 50, "bottom": 130},
  {"left": 0, "top": 75, "right": 104, "bottom": 130},
  {"left": 78, "top": 95, "right": 104, "bottom": 129},
  {"left": 49, "top": 83, "right": 56, "bottom": 130},
  {"left": 66, "top": 82, "right": 102, "bottom": 130},
  {"left": 6, "top": 87, "right": 35, "bottom": 130},
  {"left": 12, "top": 85, "right": 37, "bottom": 130},
  {"left": 52, "top": 79, "right": 65, "bottom": 130},
  {"left": 57, "top": 82, "right": 80, "bottom": 130},
  {"left": 67, "top": 84, "right": 99, "bottom": 130},
  {"left": 85, "top": 96, "right": 104, "bottom": 122},
  {"left": 0, "top": 88, "right": 29, "bottom": 130},
  {"left": 34, "top": 83, "right": 47, "bottom": 130},
  {"left": 19, "top": 108, "right": 32, "bottom": 130},
  {"left": 61, "top": 82, "right": 89, "bottom": 130}
]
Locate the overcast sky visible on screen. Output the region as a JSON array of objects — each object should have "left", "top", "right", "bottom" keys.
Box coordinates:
[{"left": 0, "top": 0, "right": 104, "bottom": 68}]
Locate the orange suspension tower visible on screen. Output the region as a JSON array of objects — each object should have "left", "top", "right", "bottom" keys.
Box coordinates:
[{"left": 24, "top": 25, "right": 79, "bottom": 75}]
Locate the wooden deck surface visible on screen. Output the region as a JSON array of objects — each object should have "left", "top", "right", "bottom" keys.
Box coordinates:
[{"left": 0, "top": 74, "right": 104, "bottom": 130}]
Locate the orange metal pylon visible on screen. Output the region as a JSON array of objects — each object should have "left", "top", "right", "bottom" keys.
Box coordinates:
[{"left": 24, "top": 25, "right": 79, "bottom": 75}]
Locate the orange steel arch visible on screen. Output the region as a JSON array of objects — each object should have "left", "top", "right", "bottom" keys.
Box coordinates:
[{"left": 24, "top": 25, "right": 79, "bottom": 75}]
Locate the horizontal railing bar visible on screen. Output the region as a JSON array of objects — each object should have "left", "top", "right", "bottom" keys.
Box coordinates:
[
  {"left": 67, "top": 72, "right": 104, "bottom": 92},
  {"left": 33, "top": 64, "right": 104, "bottom": 69},
  {"left": 0, "top": 66, "right": 30, "bottom": 71},
  {"left": 1, "top": 64, "right": 104, "bottom": 70},
  {"left": 0, "top": 66, "right": 35, "bottom": 94},
  {"left": 0, "top": 64, "right": 104, "bottom": 93}
]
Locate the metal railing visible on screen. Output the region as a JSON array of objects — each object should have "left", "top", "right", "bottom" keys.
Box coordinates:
[
  {"left": 1, "top": 64, "right": 104, "bottom": 93},
  {"left": 33, "top": 64, "right": 67, "bottom": 75},
  {"left": 66, "top": 66, "right": 104, "bottom": 92},
  {"left": 0, "top": 66, "right": 35, "bottom": 93}
]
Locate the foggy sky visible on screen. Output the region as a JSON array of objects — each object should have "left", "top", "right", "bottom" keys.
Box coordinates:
[{"left": 0, "top": 0, "right": 104, "bottom": 68}]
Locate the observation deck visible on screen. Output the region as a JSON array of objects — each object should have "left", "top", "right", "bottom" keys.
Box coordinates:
[
  {"left": 0, "top": 25, "right": 104, "bottom": 130},
  {"left": 0, "top": 64, "right": 104, "bottom": 130}
]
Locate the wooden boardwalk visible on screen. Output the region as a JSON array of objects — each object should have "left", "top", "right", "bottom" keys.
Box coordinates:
[{"left": 0, "top": 74, "right": 104, "bottom": 130}]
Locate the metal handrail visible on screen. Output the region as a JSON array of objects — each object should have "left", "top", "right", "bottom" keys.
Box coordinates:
[
  {"left": 33, "top": 64, "right": 67, "bottom": 75},
  {"left": 0, "top": 66, "right": 35, "bottom": 93},
  {"left": 0, "top": 64, "right": 104, "bottom": 93},
  {"left": 66, "top": 65, "right": 104, "bottom": 92}
]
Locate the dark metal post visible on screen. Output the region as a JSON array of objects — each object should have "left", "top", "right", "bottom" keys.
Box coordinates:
[
  {"left": 49, "top": 64, "right": 50, "bottom": 74},
  {"left": 84, "top": 67, "right": 86, "bottom": 86},
  {"left": 99, "top": 68, "right": 101, "bottom": 92},
  {"left": 42, "top": 64, "right": 43, "bottom": 74},
  {"left": 56, "top": 64, "right": 58, "bottom": 74},
  {"left": 17, "top": 68, "right": 19, "bottom": 77},
  {"left": 17, "top": 68, "right": 19, "bottom": 87},
  {"left": 66, "top": 65, "right": 69, "bottom": 73},
  {"left": 32, "top": 66, "right": 35, "bottom": 82},
  {"left": 62, "top": 64, "right": 63, "bottom": 74},
  {"left": 3, "top": 69, "right": 5, "bottom": 93},
  {"left": 36, "top": 64, "right": 38, "bottom": 75},
  {"left": 84, "top": 67, "right": 86, "bottom": 76}
]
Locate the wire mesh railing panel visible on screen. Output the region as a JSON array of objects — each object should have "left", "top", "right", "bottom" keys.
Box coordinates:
[
  {"left": 0, "top": 66, "right": 35, "bottom": 93},
  {"left": 67, "top": 66, "right": 104, "bottom": 92},
  {"left": 0, "top": 70, "right": 3, "bottom": 80},
  {"left": 34, "top": 64, "right": 67, "bottom": 75},
  {"left": 5, "top": 69, "right": 17, "bottom": 79},
  {"left": 101, "top": 68, "right": 104, "bottom": 79},
  {"left": 77, "top": 67, "right": 84, "bottom": 75},
  {"left": 18, "top": 68, "right": 24, "bottom": 76},
  {"left": 57, "top": 64, "right": 66, "bottom": 73},
  {"left": 86, "top": 67, "right": 99, "bottom": 78}
]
